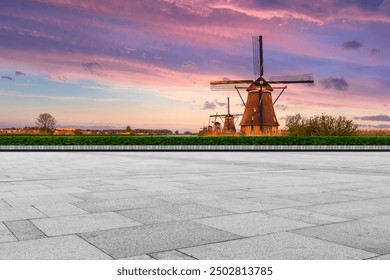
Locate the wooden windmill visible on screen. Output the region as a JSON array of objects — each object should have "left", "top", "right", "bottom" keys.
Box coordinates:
[
  {"left": 210, "top": 36, "right": 314, "bottom": 135},
  {"left": 209, "top": 97, "right": 242, "bottom": 134}
]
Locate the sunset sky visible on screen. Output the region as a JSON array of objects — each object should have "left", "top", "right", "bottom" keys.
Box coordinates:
[{"left": 1, "top": 0, "right": 389, "bottom": 132}]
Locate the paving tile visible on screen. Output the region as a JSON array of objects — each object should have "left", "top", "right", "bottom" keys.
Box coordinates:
[
  {"left": 82, "top": 184, "right": 138, "bottom": 192},
  {"left": 79, "top": 221, "right": 240, "bottom": 259},
  {"left": 361, "top": 214, "right": 390, "bottom": 226},
  {"left": 179, "top": 232, "right": 377, "bottom": 260},
  {"left": 137, "top": 186, "right": 197, "bottom": 195},
  {"left": 119, "top": 255, "right": 155, "bottom": 260},
  {"left": 0, "top": 222, "right": 17, "bottom": 243},
  {"left": 0, "top": 235, "right": 112, "bottom": 259},
  {"left": 360, "top": 187, "right": 390, "bottom": 195},
  {"left": 332, "top": 190, "right": 389, "bottom": 199},
  {"left": 4, "top": 194, "right": 83, "bottom": 207},
  {"left": 195, "top": 212, "right": 313, "bottom": 237},
  {"left": 292, "top": 220, "right": 390, "bottom": 254},
  {"left": 218, "top": 190, "right": 267, "bottom": 199},
  {"left": 34, "top": 203, "right": 88, "bottom": 217},
  {"left": 251, "top": 186, "right": 330, "bottom": 195},
  {"left": 31, "top": 212, "right": 142, "bottom": 236},
  {"left": 265, "top": 208, "right": 351, "bottom": 225},
  {"left": 117, "top": 203, "right": 232, "bottom": 224},
  {"left": 249, "top": 196, "right": 311, "bottom": 207},
  {"left": 196, "top": 198, "right": 285, "bottom": 213},
  {"left": 368, "top": 254, "right": 390, "bottom": 260},
  {"left": 73, "top": 197, "right": 171, "bottom": 213},
  {"left": 277, "top": 192, "right": 363, "bottom": 204},
  {"left": 0, "top": 192, "right": 17, "bottom": 199},
  {"left": 150, "top": 250, "right": 196, "bottom": 260},
  {"left": 0, "top": 184, "right": 50, "bottom": 193},
  {"left": 12, "top": 187, "right": 91, "bottom": 197},
  {"left": 0, "top": 199, "right": 10, "bottom": 208},
  {"left": 72, "top": 190, "right": 149, "bottom": 201},
  {"left": 0, "top": 206, "right": 47, "bottom": 222},
  {"left": 299, "top": 197, "right": 390, "bottom": 219},
  {"left": 4, "top": 220, "right": 46, "bottom": 241},
  {"left": 156, "top": 193, "right": 222, "bottom": 204}
]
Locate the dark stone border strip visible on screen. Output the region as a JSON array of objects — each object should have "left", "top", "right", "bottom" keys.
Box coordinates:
[{"left": 0, "top": 145, "right": 389, "bottom": 151}]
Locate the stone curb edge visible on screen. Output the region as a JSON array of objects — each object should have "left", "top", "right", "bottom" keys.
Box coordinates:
[{"left": 0, "top": 145, "right": 389, "bottom": 151}]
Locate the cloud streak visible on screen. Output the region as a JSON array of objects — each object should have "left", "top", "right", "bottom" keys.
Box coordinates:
[{"left": 319, "top": 77, "right": 349, "bottom": 91}]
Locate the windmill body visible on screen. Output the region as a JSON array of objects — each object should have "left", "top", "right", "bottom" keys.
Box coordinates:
[
  {"left": 210, "top": 36, "right": 314, "bottom": 135},
  {"left": 209, "top": 97, "right": 242, "bottom": 135}
]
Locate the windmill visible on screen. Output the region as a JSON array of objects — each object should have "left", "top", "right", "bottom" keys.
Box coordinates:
[
  {"left": 209, "top": 97, "right": 242, "bottom": 134},
  {"left": 210, "top": 36, "right": 314, "bottom": 135}
]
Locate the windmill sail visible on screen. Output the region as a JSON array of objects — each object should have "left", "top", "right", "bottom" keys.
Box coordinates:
[
  {"left": 210, "top": 80, "right": 254, "bottom": 91},
  {"left": 268, "top": 73, "right": 314, "bottom": 84}
]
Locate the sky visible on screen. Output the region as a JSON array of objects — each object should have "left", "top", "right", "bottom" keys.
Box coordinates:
[{"left": 1, "top": 0, "right": 390, "bottom": 132}]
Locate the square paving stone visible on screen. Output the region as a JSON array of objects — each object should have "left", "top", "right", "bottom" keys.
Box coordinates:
[
  {"left": 368, "top": 254, "right": 390, "bottom": 260},
  {"left": 179, "top": 232, "right": 377, "bottom": 260},
  {"left": 277, "top": 192, "right": 363, "bottom": 204},
  {"left": 79, "top": 221, "right": 240, "bottom": 259},
  {"left": 265, "top": 208, "right": 351, "bottom": 225},
  {"left": 72, "top": 190, "right": 149, "bottom": 201},
  {"left": 195, "top": 198, "right": 285, "bottom": 213},
  {"left": 119, "top": 255, "right": 155, "bottom": 260},
  {"left": 299, "top": 197, "right": 390, "bottom": 219},
  {"left": 0, "top": 192, "right": 17, "bottom": 199},
  {"left": 4, "top": 194, "right": 83, "bottom": 207},
  {"left": 34, "top": 203, "right": 88, "bottom": 217},
  {"left": 156, "top": 193, "right": 222, "bottom": 204},
  {"left": 117, "top": 203, "right": 232, "bottom": 224},
  {"left": 150, "top": 250, "right": 196, "bottom": 260},
  {"left": 4, "top": 220, "right": 46, "bottom": 241},
  {"left": 0, "top": 206, "right": 47, "bottom": 222},
  {"left": 249, "top": 196, "right": 311, "bottom": 207},
  {"left": 332, "top": 190, "right": 388, "bottom": 199},
  {"left": 31, "top": 212, "right": 142, "bottom": 236},
  {"left": 0, "top": 222, "right": 17, "bottom": 243},
  {"left": 0, "top": 235, "right": 111, "bottom": 259},
  {"left": 292, "top": 220, "right": 390, "bottom": 254},
  {"left": 251, "top": 186, "right": 330, "bottom": 196},
  {"left": 0, "top": 199, "right": 10, "bottom": 208},
  {"left": 73, "top": 197, "right": 171, "bottom": 213},
  {"left": 195, "top": 212, "right": 313, "bottom": 237},
  {"left": 12, "top": 187, "right": 91, "bottom": 197}
]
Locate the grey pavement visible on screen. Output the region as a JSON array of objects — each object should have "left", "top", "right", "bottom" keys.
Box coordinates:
[{"left": 0, "top": 151, "right": 389, "bottom": 260}]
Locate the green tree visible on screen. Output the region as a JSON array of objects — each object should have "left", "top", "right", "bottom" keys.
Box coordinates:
[
  {"left": 126, "top": 125, "right": 131, "bottom": 132},
  {"left": 285, "top": 113, "right": 358, "bottom": 136},
  {"left": 35, "top": 113, "right": 56, "bottom": 134},
  {"left": 73, "top": 129, "right": 83, "bottom": 136}
]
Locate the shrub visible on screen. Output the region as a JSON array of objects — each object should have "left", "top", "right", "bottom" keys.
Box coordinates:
[{"left": 285, "top": 113, "right": 358, "bottom": 136}]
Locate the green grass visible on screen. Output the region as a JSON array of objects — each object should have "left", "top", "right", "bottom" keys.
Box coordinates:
[{"left": 0, "top": 135, "right": 390, "bottom": 145}]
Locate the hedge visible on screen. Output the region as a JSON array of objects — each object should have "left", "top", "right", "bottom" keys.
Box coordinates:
[{"left": 0, "top": 135, "right": 390, "bottom": 145}]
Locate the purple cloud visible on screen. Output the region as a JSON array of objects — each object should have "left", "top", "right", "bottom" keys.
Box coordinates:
[
  {"left": 81, "top": 62, "right": 101, "bottom": 74},
  {"left": 370, "top": 48, "right": 381, "bottom": 55},
  {"left": 319, "top": 77, "right": 349, "bottom": 91},
  {"left": 202, "top": 101, "right": 216, "bottom": 110},
  {"left": 1, "top": 76, "right": 15, "bottom": 81},
  {"left": 342, "top": 40, "right": 363, "bottom": 50},
  {"left": 354, "top": 115, "right": 390, "bottom": 122},
  {"left": 15, "top": 71, "right": 25, "bottom": 76}
]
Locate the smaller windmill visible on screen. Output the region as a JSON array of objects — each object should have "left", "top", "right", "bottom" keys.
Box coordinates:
[
  {"left": 210, "top": 36, "right": 314, "bottom": 135},
  {"left": 209, "top": 97, "right": 243, "bottom": 134}
]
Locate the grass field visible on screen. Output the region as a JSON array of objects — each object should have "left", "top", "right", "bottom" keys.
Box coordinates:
[{"left": 0, "top": 135, "right": 390, "bottom": 145}]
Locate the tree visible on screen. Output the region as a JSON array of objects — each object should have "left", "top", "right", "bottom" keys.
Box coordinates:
[
  {"left": 126, "top": 125, "right": 132, "bottom": 132},
  {"left": 73, "top": 129, "right": 83, "bottom": 136},
  {"left": 35, "top": 113, "right": 56, "bottom": 134},
  {"left": 285, "top": 113, "right": 358, "bottom": 136}
]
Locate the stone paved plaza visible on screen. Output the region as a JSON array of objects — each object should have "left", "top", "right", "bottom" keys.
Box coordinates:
[{"left": 0, "top": 151, "right": 389, "bottom": 260}]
